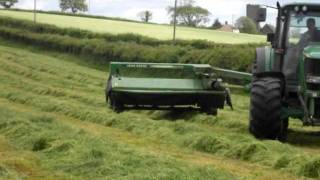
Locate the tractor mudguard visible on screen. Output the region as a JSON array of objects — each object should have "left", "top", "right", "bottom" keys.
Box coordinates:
[
  {"left": 253, "top": 47, "right": 286, "bottom": 91},
  {"left": 253, "top": 46, "right": 276, "bottom": 74}
]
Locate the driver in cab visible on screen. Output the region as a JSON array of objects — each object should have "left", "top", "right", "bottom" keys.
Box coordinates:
[{"left": 299, "top": 18, "right": 320, "bottom": 47}]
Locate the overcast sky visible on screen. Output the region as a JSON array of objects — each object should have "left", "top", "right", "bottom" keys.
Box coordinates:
[{"left": 11, "top": 0, "right": 320, "bottom": 25}]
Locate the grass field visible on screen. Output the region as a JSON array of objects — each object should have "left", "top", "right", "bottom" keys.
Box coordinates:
[
  {"left": 0, "top": 10, "right": 266, "bottom": 44},
  {"left": 1, "top": 40, "right": 320, "bottom": 179}
]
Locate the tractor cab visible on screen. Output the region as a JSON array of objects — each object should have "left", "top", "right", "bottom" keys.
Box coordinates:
[{"left": 268, "top": 3, "right": 320, "bottom": 91}]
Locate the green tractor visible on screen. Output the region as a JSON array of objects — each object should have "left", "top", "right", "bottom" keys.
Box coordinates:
[{"left": 249, "top": 2, "right": 320, "bottom": 141}]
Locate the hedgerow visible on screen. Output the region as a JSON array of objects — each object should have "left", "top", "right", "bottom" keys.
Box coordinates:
[{"left": 0, "top": 16, "right": 264, "bottom": 72}]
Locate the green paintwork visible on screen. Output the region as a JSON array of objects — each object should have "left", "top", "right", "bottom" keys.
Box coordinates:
[
  {"left": 264, "top": 46, "right": 275, "bottom": 72},
  {"left": 281, "top": 107, "right": 304, "bottom": 120},
  {"left": 107, "top": 62, "right": 228, "bottom": 110},
  {"left": 213, "top": 67, "right": 252, "bottom": 83},
  {"left": 299, "top": 45, "right": 320, "bottom": 94},
  {"left": 113, "top": 78, "right": 205, "bottom": 91},
  {"left": 304, "top": 44, "right": 320, "bottom": 59},
  {"left": 110, "top": 62, "right": 211, "bottom": 77},
  {"left": 109, "top": 62, "right": 219, "bottom": 93},
  {"left": 295, "top": 44, "right": 320, "bottom": 122}
]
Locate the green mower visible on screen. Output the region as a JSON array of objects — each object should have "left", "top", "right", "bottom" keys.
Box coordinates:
[{"left": 105, "top": 62, "right": 236, "bottom": 115}]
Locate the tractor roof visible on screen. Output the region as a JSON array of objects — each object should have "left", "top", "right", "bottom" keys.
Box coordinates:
[{"left": 282, "top": 3, "right": 320, "bottom": 10}]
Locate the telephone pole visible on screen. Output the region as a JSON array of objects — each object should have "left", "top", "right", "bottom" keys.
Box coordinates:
[
  {"left": 33, "top": 0, "right": 37, "bottom": 23},
  {"left": 172, "top": 0, "right": 178, "bottom": 44},
  {"left": 88, "top": 0, "right": 91, "bottom": 14}
]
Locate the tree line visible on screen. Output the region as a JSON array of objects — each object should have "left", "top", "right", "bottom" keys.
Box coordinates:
[
  {"left": 0, "top": 0, "right": 262, "bottom": 34},
  {"left": 0, "top": 0, "right": 88, "bottom": 13}
]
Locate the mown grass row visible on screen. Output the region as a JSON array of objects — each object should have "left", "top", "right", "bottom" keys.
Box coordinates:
[
  {"left": 0, "top": 48, "right": 238, "bottom": 179},
  {"left": 0, "top": 100, "right": 238, "bottom": 179},
  {"left": 0, "top": 44, "right": 320, "bottom": 178},
  {"left": 0, "top": 54, "right": 104, "bottom": 96},
  {"left": 0, "top": 16, "right": 260, "bottom": 72}
]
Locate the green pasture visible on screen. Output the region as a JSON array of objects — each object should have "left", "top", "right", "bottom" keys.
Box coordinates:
[
  {"left": 0, "top": 10, "right": 266, "bottom": 44},
  {"left": 0, "top": 39, "right": 320, "bottom": 179}
]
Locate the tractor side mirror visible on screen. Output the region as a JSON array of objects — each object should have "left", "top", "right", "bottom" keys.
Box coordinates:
[
  {"left": 267, "top": 33, "right": 275, "bottom": 43},
  {"left": 257, "top": 8, "right": 267, "bottom": 22}
]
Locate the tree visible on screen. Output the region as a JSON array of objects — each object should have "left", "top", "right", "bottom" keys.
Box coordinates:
[
  {"left": 0, "top": 0, "right": 18, "bottom": 9},
  {"left": 212, "top": 18, "right": 222, "bottom": 29},
  {"left": 167, "top": 0, "right": 211, "bottom": 27},
  {"left": 235, "top": 16, "right": 258, "bottom": 34},
  {"left": 137, "top": 10, "right": 153, "bottom": 23},
  {"left": 60, "top": 0, "right": 88, "bottom": 14}
]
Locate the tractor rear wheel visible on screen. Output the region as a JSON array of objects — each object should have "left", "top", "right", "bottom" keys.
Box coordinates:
[{"left": 249, "top": 76, "right": 287, "bottom": 140}]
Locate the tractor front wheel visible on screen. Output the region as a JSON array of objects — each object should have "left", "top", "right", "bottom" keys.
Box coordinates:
[{"left": 249, "top": 76, "right": 287, "bottom": 141}]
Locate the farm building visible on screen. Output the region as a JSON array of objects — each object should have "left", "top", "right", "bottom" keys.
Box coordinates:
[
  {"left": 261, "top": 24, "right": 275, "bottom": 34},
  {"left": 218, "top": 22, "right": 240, "bottom": 33}
]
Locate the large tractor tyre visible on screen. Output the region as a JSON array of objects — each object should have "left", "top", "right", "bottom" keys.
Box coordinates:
[{"left": 249, "top": 76, "right": 287, "bottom": 141}]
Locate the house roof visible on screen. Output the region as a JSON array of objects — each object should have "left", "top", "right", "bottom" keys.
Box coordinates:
[
  {"left": 262, "top": 24, "right": 275, "bottom": 31},
  {"left": 219, "top": 25, "right": 234, "bottom": 32}
]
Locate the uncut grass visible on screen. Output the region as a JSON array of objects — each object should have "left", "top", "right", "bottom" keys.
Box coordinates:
[{"left": 1, "top": 45, "right": 320, "bottom": 178}]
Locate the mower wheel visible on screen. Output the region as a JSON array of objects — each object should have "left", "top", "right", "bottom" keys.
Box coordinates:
[
  {"left": 108, "top": 93, "right": 123, "bottom": 113},
  {"left": 201, "top": 106, "right": 218, "bottom": 116},
  {"left": 111, "top": 100, "right": 123, "bottom": 113}
]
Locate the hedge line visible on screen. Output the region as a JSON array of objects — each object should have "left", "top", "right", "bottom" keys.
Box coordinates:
[
  {"left": 0, "top": 16, "right": 265, "bottom": 49},
  {"left": 0, "top": 26, "right": 256, "bottom": 72}
]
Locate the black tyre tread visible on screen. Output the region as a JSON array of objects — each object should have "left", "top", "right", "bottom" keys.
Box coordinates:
[{"left": 249, "top": 77, "right": 286, "bottom": 140}]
